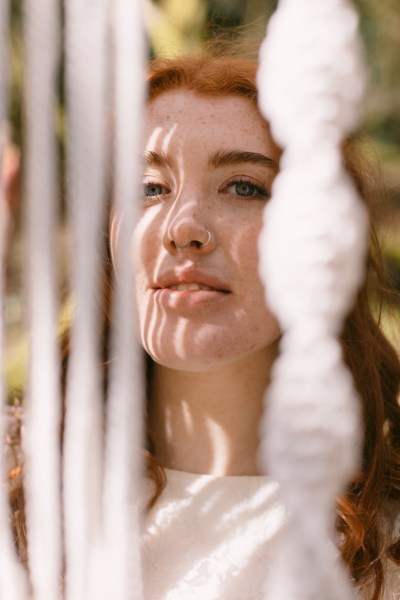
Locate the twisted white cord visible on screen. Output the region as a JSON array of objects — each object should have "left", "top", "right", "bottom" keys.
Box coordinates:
[
  {"left": 63, "top": 2, "right": 110, "bottom": 599},
  {"left": 101, "top": 1, "right": 146, "bottom": 599},
  {"left": 23, "top": 0, "right": 63, "bottom": 598},
  {"left": 257, "top": 1, "right": 368, "bottom": 598}
]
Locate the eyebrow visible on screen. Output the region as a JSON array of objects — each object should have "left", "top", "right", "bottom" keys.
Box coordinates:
[
  {"left": 143, "top": 149, "right": 276, "bottom": 170},
  {"left": 143, "top": 150, "right": 175, "bottom": 169},
  {"left": 208, "top": 150, "right": 276, "bottom": 170}
]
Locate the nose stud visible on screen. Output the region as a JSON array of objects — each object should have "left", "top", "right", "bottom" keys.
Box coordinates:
[{"left": 174, "top": 230, "right": 212, "bottom": 250}]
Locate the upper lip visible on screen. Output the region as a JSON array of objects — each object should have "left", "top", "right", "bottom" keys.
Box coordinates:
[{"left": 151, "top": 268, "right": 231, "bottom": 293}]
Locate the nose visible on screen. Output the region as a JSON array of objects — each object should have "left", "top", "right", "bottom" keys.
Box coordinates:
[{"left": 163, "top": 195, "right": 216, "bottom": 254}]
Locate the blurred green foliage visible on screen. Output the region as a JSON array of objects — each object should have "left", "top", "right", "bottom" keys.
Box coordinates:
[{"left": 355, "top": 0, "right": 400, "bottom": 146}]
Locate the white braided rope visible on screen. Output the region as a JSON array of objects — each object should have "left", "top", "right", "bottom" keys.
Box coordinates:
[
  {"left": 0, "top": 2, "right": 29, "bottom": 597},
  {"left": 63, "top": 2, "right": 110, "bottom": 599},
  {"left": 101, "top": 1, "right": 146, "bottom": 598},
  {"left": 257, "top": 1, "right": 368, "bottom": 598},
  {"left": 23, "top": 0, "right": 62, "bottom": 596}
]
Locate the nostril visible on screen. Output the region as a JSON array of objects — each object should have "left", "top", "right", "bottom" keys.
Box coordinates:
[
  {"left": 174, "top": 240, "right": 192, "bottom": 250},
  {"left": 171, "top": 231, "right": 212, "bottom": 250},
  {"left": 164, "top": 222, "right": 213, "bottom": 252}
]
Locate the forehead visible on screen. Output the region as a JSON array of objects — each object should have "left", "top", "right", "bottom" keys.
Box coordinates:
[{"left": 144, "top": 90, "right": 273, "bottom": 156}]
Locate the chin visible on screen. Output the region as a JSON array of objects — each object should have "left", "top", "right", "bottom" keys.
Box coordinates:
[
  {"left": 140, "top": 319, "right": 281, "bottom": 373},
  {"left": 145, "top": 347, "right": 226, "bottom": 372},
  {"left": 144, "top": 340, "right": 278, "bottom": 373},
  {"left": 140, "top": 322, "right": 228, "bottom": 371}
]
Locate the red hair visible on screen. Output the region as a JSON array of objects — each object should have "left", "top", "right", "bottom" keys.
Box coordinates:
[{"left": 147, "top": 55, "right": 258, "bottom": 102}]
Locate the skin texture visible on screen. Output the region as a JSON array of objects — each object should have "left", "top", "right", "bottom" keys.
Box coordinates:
[{"left": 115, "top": 91, "right": 282, "bottom": 475}]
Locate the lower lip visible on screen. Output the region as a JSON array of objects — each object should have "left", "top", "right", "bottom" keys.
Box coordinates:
[{"left": 153, "top": 288, "right": 231, "bottom": 309}]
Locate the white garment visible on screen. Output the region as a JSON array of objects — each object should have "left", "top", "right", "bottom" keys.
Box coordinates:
[
  {"left": 142, "top": 469, "right": 285, "bottom": 600},
  {"left": 142, "top": 469, "right": 400, "bottom": 600}
]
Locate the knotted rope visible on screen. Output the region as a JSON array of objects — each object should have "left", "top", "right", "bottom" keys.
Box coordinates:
[{"left": 257, "top": 1, "right": 368, "bottom": 598}]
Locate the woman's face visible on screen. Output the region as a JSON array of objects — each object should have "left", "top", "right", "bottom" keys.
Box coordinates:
[{"left": 133, "top": 90, "right": 280, "bottom": 371}]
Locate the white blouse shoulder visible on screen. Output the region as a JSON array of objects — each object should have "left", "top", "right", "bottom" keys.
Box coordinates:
[
  {"left": 142, "top": 468, "right": 286, "bottom": 600},
  {"left": 142, "top": 469, "right": 400, "bottom": 600}
]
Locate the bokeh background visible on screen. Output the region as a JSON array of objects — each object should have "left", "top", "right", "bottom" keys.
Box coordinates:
[{"left": 3, "top": 0, "right": 400, "bottom": 398}]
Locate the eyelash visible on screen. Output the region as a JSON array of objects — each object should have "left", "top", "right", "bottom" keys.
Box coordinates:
[
  {"left": 143, "top": 181, "right": 171, "bottom": 204},
  {"left": 221, "top": 177, "right": 270, "bottom": 200},
  {"left": 143, "top": 181, "right": 171, "bottom": 198},
  {"left": 142, "top": 177, "right": 271, "bottom": 204}
]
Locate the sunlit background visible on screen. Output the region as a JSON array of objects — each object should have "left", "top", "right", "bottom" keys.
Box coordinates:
[{"left": 4, "top": 0, "right": 400, "bottom": 399}]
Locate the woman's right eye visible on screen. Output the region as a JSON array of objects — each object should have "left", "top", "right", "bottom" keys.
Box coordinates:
[{"left": 143, "top": 182, "right": 170, "bottom": 198}]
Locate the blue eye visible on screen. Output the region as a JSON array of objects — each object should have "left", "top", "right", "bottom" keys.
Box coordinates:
[
  {"left": 234, "top": 182, "right": 257, "bottom": 196},
  {"left": 144, "top": 183, "right": 167, "bottom": 197},
  {"left": 224, "top": 179, "right": 270, "bottom": 199}
]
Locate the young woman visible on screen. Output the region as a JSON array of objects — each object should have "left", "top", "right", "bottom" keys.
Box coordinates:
[
  {"left": 133, "top": 56, "right": 400, "bottom": 600},
  {"left": 7, "top": 55, "right": 400, "bottom": 599}
]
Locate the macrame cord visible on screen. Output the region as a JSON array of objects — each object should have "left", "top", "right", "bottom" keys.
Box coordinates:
[
  {"left": 23, "top": 0, "right": 63, "bottom": 599},
  {"left": 257, "top": 1, "right": 368, "bottom": 598}
]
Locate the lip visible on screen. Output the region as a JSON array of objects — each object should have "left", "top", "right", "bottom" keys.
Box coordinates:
[
  {"left": 150, "top": 268, "right": 231, "bottom": 309},
  {"left": 152, "top": 268, "right": 231, "bottom": 294}
]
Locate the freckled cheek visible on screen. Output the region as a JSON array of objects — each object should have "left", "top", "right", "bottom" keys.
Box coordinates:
[
  {"left": 132, "top": 212, "right": 164, "bottom": 271},
  {"left": 227, "top": 217, "right": 263, "bottom": 273}
]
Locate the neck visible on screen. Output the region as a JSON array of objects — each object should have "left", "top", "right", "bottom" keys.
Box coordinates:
[{"left": 148, "top": 344, "right": 278, "bottom": 476}]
